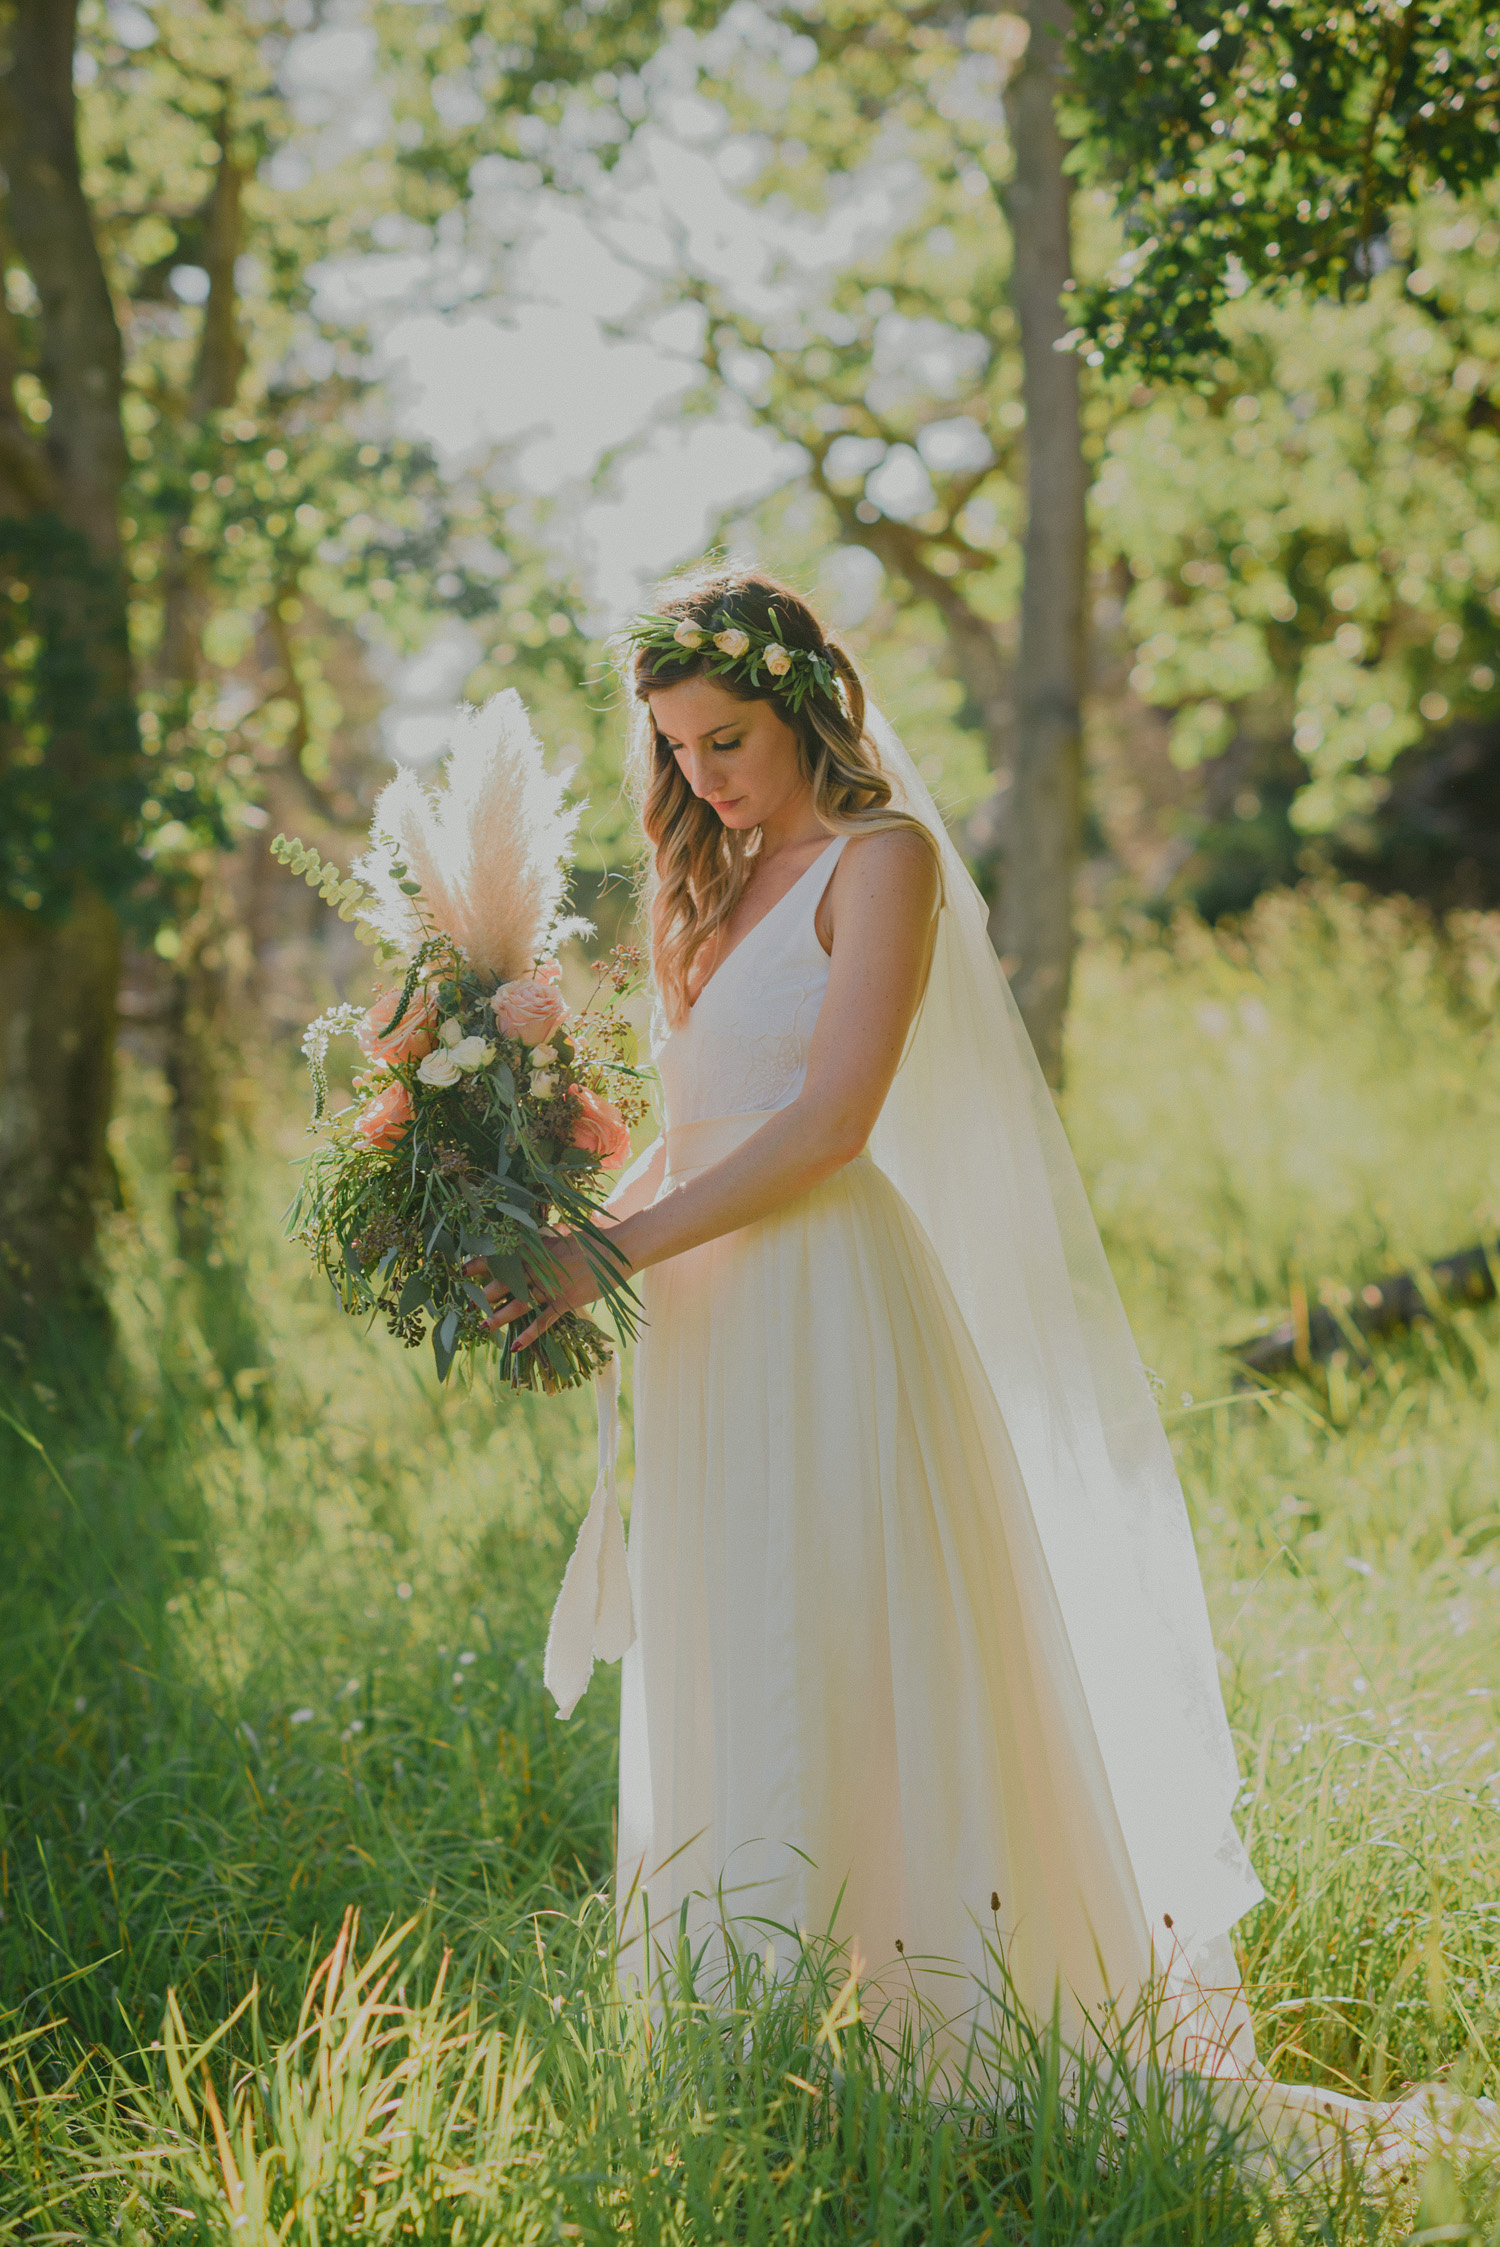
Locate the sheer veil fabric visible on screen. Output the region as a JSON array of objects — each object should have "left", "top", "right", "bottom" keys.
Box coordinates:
[
  {"left": 861, "top": 709, "right": 1261, "bottom": 1978},
  {"left": 838, "top": 712, "right": 1494, "bottom": 2163}
]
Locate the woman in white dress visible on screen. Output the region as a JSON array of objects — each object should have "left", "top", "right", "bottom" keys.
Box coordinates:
[{"left": 481, "top": 565, "right": 1484, "bottom": 2161}]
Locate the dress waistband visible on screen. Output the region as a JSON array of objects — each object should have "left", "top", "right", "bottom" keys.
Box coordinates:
[{"left": 662, "top": 1108, "right": 780, "bottom": 1184}]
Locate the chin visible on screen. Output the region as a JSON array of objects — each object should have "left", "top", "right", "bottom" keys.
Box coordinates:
[{"left": 712, "top": 805, "right": 756, "bottom": 828}]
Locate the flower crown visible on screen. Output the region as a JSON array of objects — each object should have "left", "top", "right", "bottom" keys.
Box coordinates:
[{"left": 621, "top": 607, "right": 841, "bottom": 717}]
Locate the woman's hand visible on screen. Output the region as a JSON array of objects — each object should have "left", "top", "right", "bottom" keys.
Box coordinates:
[{"left": 464, "top": 1230, "right": 629, "bottom": 1350}]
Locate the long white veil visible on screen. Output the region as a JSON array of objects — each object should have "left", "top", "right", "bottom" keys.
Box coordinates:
[{"left": 864, "top": 706, "right": 1264, "bottom": 1978}]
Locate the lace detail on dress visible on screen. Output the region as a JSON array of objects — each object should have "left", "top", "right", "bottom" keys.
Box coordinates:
[{"left": 652, "top": 838, "right": 847, "bottom": 1132}]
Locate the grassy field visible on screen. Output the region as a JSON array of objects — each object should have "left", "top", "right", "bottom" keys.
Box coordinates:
[{"left": 3, "top": 886, "right": 1500, "bottom": 2243}]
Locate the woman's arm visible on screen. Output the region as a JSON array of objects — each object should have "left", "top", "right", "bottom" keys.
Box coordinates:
[
  {"left": 488, "top": 829, "right": 937, "bottom": 1343},
  {"left": 603, "top": 1133, "right": 666, "bottom": 1221}
]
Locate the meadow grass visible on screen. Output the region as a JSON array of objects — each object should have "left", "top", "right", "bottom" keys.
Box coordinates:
[{"left": 2, "top": 885, "right": 1499, "bottom": 2242}]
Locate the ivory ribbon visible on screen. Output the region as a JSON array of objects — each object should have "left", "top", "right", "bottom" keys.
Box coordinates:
[{"left": 543, "top": 1351, "right": 634, "bottom": 1719}]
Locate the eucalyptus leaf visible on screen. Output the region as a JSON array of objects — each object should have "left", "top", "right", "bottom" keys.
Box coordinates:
[{"left": 433, "top": 1306, "right": 459, "bottom": 1383}]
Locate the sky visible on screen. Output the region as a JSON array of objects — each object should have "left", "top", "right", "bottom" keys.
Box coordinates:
[{"left": 275, "top": 7, "right": 904, "bottom": 755}]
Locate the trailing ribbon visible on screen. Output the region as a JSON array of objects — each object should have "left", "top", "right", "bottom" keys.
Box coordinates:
[{"left": 543, "top": 1352, "right": 635, "bottom": 1719}]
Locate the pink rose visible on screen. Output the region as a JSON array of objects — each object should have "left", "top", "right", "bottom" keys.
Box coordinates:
[
  {"left": 358, "top": 983, "right": 438, "bottom": 1066},
  {"left": 491, "top": 974, "right": 567, "bottom": 1047},
  {"left": 569, "top": 1085, "right": 632, "bottom": 1170},
  {"left": 354, "top": 1081, "right": 413, "bottom": 1150}
]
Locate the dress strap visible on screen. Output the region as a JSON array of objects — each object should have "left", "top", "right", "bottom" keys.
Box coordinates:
[{"left": 802, "top": 833, "right": 848, "bottom": 923}]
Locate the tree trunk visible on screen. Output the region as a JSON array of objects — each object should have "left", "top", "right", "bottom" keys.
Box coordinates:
[
  {"left": 0, "top": 895, "right": 120, "bottom": 1321},
  {"left": 0, "top": 0, "right": 134, "bottom": 1332},
  {"left": 157, "top": 112, "right": 246, "bottom": 1262},
  {"left": 993, "top": 0, "right": 1087, "bottom": 1087}
]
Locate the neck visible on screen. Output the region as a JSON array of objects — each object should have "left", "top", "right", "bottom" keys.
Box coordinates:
[{"left": 757, "top": 788, "right": 824, "bottom": 861}]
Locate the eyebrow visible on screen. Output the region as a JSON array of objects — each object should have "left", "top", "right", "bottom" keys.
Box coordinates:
[{"left": 660, "top": 719, "right": 743, "bottom": 748}]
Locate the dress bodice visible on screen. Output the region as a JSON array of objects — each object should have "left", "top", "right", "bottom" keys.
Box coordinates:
[{"left": 652, "top": 836, "right": 848, "bottom": 1133}]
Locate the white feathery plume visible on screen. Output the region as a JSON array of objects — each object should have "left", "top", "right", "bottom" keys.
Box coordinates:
[{"left": 356, "top": 690, "right": 592, "bottom": 982}]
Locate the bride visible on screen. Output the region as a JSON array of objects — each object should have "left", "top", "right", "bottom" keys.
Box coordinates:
[{"left": 478, "top": 563, "right": 1483, "bottom": 2162}]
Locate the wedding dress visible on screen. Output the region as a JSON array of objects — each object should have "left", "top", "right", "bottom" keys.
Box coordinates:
[{"left": 543, "top": 712, "right": 1492, "bottom": 2176}]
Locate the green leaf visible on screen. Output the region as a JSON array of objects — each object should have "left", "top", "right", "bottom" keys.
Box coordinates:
[
  {"left": 397, "top": 1272, "right": 432, "bottom": 1319},
  {"left": 433, "top": 1307, "right": 459, "bottom": 1383}
]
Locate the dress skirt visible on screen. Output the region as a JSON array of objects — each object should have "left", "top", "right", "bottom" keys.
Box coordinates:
[{"left": 615, "top": 1110, "right": 1159, "bottom": 2044}]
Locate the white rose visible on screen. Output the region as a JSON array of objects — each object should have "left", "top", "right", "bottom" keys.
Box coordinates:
[
  {"left": 673, "top": 620, "right": 704, "bottom": 648},
  {"left": 451, "top": 1036, "right": 495, "bottom": 1073},
  {"left": 764, "top": 642, "right": 792, "bottom": 677},
  {"left": 530, "top": 1043, "right": 558, "bottom": 1067},
  {"left": 417, "top": 1048, "right": 461, "bottom": 1088},
  {"left": 438, "top": 1017, "right": 463, "bottom": 1047},
  {"left": 529, "top": 1069, "right": 557, "bottom": 1098},
  {"left": 714, "top": 628, "right": 750, "bottom": 659}
]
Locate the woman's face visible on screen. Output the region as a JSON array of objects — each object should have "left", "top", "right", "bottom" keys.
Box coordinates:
[{"left": 647, "top": 675, "right": 808, "bottom": 833}]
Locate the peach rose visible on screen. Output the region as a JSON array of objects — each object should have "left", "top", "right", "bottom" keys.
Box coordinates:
[
  {"left": 358, "top": 983, "right": 438, "bottom": 1066},
  {"left": 569, "top": 1085, "right": 632, "bottom": 1170},
  {"left": 491, "top": 974, "right": 568, "bottom": 1047},
  {"left": 354, "top": 1081, "right": 413, "bottom": 1150}
]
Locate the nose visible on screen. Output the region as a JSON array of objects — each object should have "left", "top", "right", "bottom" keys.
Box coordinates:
[{"left": 679, "top": 750, "right": 721, "bottom": 801}]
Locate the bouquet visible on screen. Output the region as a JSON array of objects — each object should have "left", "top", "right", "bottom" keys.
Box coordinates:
[{"left": 274, "top": 690, "right": 650, "bottom": 1395}]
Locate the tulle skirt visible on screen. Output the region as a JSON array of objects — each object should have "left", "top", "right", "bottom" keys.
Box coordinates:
[{"left": 616, "top": 1111, "right": 1156, "bottom": 2041}]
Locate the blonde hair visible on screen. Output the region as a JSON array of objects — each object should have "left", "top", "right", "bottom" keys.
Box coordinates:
[{"left": 623, "top": 563, "right": 941, "bottom": 1026}]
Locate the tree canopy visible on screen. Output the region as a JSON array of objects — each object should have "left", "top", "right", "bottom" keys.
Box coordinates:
[{"left": 1069, "top": 0, "right": 1500, "bottom": 378}]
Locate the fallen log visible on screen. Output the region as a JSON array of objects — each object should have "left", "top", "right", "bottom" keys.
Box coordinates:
[{"left": 1225, "top": 1242, "right": 1499, "bottom": 1376}]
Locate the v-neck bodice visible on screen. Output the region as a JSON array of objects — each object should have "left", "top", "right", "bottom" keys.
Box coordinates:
[{"left": 652, "top": 837, "right": 847, "bottom": 1134}]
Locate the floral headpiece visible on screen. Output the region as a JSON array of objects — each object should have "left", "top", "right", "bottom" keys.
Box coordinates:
[{"left": 621, "top": 607, "right": 840, "bottom": 717}]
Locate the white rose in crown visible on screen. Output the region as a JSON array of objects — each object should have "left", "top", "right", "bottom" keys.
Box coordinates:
[
  {"left": 451, "top": 1036, "right": 495, "bottom": 1073},
  {"left": 714, "top": 628, "right": 751, "bottom": 659},
  {"left": 673, "top": 620, "right": 704, "bottom": 649},
  {"left": 530, "top": 1069, "right": 557, "bottom": 1097},
  {"left": 764, "top": 643, "right": 792, "bottom": 677},
  {"left": 417, "top": 1047, "right": 462, "bottom": 1088}
]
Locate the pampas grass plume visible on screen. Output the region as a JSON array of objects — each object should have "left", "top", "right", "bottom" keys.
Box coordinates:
[{"left": 356, "top": 690, "right": 591, "bottom": 980}]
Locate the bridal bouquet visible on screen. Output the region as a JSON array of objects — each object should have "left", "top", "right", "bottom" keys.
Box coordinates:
[{"left": 274, "top": 691, "right": 649, "bottom": 1395}]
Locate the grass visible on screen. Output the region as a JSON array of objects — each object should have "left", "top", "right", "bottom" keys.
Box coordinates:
[{"left": 2, "top": 884, "right": 1499, "bottom": 2241}]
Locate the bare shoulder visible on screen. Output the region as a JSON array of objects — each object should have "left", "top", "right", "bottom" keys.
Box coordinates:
[
  {"left": 819, "top": 825, "right": 939, "bottom": 960},
  {"left": 834, "top": 826, "right": 940, "bottom": 912}
]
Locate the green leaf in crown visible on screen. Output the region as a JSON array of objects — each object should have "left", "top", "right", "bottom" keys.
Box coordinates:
[{"left": 621, "top": 609, "right": 839, "bottom": 718}]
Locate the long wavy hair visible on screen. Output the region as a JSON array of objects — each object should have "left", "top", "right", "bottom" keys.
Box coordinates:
[{"left": 623, "top": 564, "right": 941, "bottom": 1026}]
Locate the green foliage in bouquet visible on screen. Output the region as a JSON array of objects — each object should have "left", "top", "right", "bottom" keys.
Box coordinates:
[{"left": 272, "top": 690, "right": 651, "bottom": 1396}]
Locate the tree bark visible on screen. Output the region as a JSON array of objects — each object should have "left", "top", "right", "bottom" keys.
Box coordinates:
[
  {"left": 158, "top": 110, "right": 246, "bottom": 1261},
  {"left": 0, "top": 0, "right": 134, "bottom": 1329},
  {"left": 993, "top": 0, "right": 1087, "bottom": 1086}
]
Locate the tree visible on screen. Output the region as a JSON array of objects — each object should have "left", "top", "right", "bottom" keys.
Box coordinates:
[
  {"left": 1001, "top": 0, "right": 1087, "bottom": 1077},
  {"left": 1089, "top": 201, "right": 1500, "bottom": 909},
  {"left": 0, "top": 0, "right": 140, "bottom": 1332},
  {"left": 6, "top": 0, "right": 676, "bottom": 1301},
  {"left": 1069, "top": 0, "right": 1500, "bottom": 379},
  {"left": 611, "top": 1, "right": 1090, "bottom": 1078}
]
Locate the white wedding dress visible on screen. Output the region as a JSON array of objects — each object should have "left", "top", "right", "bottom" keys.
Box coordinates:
[
  {"left": 542, "top": 715, "right": 1491, "bottom": 2174},
  {"left": 617, "top": 834, "right": 1161, "bottom": 2031}
]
